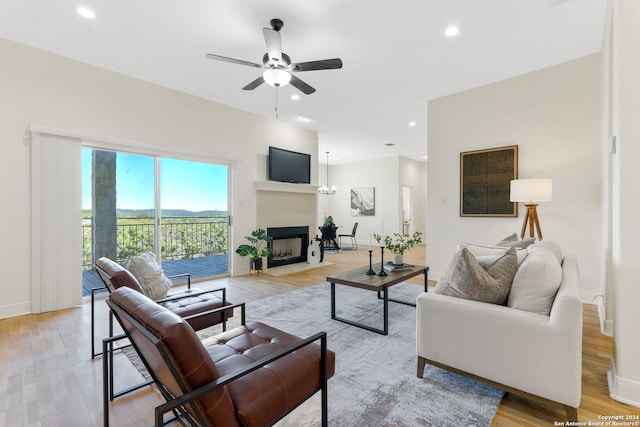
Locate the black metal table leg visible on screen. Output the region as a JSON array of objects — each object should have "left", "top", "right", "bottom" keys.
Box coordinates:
[
  {"left": 382, "top": 286, "right": 388, "bottom": 335},
  {"left": 331, "top": 282, "right": 336, "bottom": 320},
  {"left": 424, "top": 270, "right": 429, "bottom": 292},
  {"left": 331, "top": 283, "right": 389, "bottom": 335}
]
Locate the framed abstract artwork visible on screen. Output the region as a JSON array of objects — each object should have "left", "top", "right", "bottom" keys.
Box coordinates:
[
  {"left": 351, "top": 187, "right": 375, "bottom": 216},
  {"left": 460, "top": 145, "right": 518, "bottom": 217}
]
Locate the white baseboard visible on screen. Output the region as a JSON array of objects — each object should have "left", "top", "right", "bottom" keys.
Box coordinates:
[
  {"left": 0, "top": 301, "right": 32, "bottom": 320},
  {"left": 609, "top": 357, "right": 640, "bottom": 408}
]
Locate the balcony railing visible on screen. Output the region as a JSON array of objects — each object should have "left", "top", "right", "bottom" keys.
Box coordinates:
[{"left": 82, "top": 217, "right": 228, "bottom": 269}]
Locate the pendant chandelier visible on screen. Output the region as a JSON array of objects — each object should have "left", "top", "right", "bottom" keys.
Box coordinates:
[{"left": 318, "top": 151, "right": 336, "bottom": 195}]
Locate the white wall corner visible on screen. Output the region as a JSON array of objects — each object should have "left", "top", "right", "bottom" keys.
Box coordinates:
[
  {"left": 596, "top": 297, "right": 614, "bottom": 337},
  {"left": 429, "top": 271, "right": 444, "bottom": 283},
  {"left": 0, "top": 301, "right": 32, "bottom": 320},
  {"left": 608, "top": 358, "right": 640, "bottom": 408}
]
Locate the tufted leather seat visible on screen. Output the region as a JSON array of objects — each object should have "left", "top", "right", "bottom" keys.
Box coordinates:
[{"left": 105, "top": 286, "right": 335, "bottom": 427}]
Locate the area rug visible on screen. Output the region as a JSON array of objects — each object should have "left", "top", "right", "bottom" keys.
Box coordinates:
[
  {"left": 126, "top": 282, "right": 503, "bottom": 426},
  {"left": 243, "top": 282, "right": 502, "bottom": 426},
  {"left": 264, "top": 261, "right": 334, "bottom": 276}
]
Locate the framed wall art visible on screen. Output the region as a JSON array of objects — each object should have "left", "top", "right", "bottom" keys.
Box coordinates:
[
  {"left": 460, "top": 145, "right": 518, "bottom": 217},
  {"left": 351, "top": 187, "right": 375, "bottom": 216}
]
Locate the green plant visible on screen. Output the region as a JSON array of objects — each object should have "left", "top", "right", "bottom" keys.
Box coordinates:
[
  {"left": 235, "top": 228, "right": 273, "bottom": 259},
  {"left": 324, "top": 215, "right": 334, "bottom": 225},
  {"left": 373, "top": 231, "right": 422, "bottom": 254}
]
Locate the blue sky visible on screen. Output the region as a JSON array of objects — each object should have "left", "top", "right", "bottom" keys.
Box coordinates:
[{"left": 82, "top": 149, "right": 228, "bottom": 212}]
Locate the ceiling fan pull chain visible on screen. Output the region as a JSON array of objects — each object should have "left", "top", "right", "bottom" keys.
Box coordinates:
[{"left": 275, "top": 87, "right": 279, "bottom": 118}]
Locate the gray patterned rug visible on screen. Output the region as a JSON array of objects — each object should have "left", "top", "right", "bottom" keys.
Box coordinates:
[
  {"left": 240, "top": 282, "right": 503, "bottom": 427},
  {"left": 124, "top": 281, "right": 502, "bottom": 426}
]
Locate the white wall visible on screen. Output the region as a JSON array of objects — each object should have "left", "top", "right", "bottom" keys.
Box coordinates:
[
  {"left": 607, "top": 0, "right": 640, "bottom": 407},
  {"left": 0, "top": 38, "right": 317, "bottom": 317},
  {"left": 318, "top": 156, "right": 426, "bottom": 250},
  {"left": 399, "top": 157, "right": 427, "bottom": 239},
  {"left": 427, "top": 54, "right": 603, "bottom": 301}
]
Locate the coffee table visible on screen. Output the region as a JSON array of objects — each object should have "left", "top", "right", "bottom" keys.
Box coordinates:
[{"left": 326, "top": 264, "right": 429, "bottom": 335}]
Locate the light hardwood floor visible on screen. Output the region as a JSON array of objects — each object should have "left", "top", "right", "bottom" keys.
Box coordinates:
[{"left": 0, "top": 245, "right": 637, "bottom": 426}]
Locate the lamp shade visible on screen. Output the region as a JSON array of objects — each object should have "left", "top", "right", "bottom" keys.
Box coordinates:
[
  {"left": 510, "top": 178, "right": 553, "bottom": 203},
  {"left": 263, "top": 69, "right": 291, "bottom": 87}
]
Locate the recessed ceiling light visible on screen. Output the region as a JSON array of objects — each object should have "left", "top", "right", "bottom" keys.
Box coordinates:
[
  {"left": 408, "top": 121, "right": 417, "bottom": 127},
  {"left": 423, "top": 155, "right": 429, "bottom": 159},
  {"left": 291, "top": 94, "right": 300, "bottom": 101},
  {"left": 300, "top": 116, "right": 311, "bottom": 122},
  {"left": 445, "top": 26, "right": 459, "bottom": 37},
  {"left": 77, "top": 6, "right": 96, "bottom": 19}
]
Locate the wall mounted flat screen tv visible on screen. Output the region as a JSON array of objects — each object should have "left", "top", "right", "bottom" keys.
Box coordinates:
[{"left": 268, "top": 146, "right": 311, "bottom": 184}]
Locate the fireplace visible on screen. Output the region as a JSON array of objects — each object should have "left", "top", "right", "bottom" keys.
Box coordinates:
[{"left": 267, "top": 226, "right": 309, "bottom": 268}]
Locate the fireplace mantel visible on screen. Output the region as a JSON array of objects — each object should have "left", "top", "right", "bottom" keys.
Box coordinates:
[{"left": 255, "top": 180, "right": 319, "bottom": 194}]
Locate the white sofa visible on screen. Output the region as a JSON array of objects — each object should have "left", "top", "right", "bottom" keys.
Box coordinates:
[{"left": 416, "top": 249, "right": 582, "bottom": 421}]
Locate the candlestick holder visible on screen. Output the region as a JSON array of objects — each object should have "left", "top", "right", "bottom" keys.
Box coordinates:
[
  {"left": 377, "top": 246, "right": 388, "bottom": 276},
  {"left": 366, "top": 250, "right": 376, "bottom": 275}
]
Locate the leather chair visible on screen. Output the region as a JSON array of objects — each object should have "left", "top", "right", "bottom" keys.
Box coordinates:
[
  {"left": 92, "top": 257, "right": 233, "bottom": 401},
  {"left": 338, "top": 222, "right": 358, "bottom": 249},
  {"left": 103, "top": 286, "right": 335, "bottom": 427},
  {"left": 92, "top": 257, "right": 232, "bottom": 356}
]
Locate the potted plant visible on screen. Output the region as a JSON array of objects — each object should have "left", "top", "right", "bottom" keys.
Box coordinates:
[
  {"left": 373, "top": 231, "right": 422, "bottom": 265},
  {"left": 235, "top": 228, "right": 273, "bottom": 271}
]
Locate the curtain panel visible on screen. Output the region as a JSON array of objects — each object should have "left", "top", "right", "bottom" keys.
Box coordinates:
[{"left": 31, "top": 131, "right": 82, "bottom": 313}]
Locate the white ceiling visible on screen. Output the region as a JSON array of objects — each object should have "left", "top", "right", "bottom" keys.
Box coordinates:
[{"left": 0, "top": 0, "right": 607, "bottom": 165}]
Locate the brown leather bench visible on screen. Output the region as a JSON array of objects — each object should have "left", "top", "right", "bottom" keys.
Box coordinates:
[{"left": 104, "top": 286, "right": 336, "bottom": 426}]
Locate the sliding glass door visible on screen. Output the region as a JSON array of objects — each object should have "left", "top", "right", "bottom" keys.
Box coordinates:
[
  {"left": 159, "top": 158, "right": 229, "bottom": 278},
  {"left": 82, "top": 148, "right": 229, "bottom": 295}
]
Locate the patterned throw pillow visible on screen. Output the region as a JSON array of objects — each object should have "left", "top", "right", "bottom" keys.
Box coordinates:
[
  {"left": 127, "top": 252, "right": 173, "bottom": 300},
  {"left": 459, "top": 242, "right": 529, "bottom": 265},
  {"left": 434, "top": 247, "right": 518, "bottom": 305},
  {"left": 495, "top": 232, "right": 536, "bottom": 249}
]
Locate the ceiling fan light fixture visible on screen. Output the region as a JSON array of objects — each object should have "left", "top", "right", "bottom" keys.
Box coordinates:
[
  {"left": 445, "top": 25, "right": 460, "bottom": 37},
  {"left": 263, "top": 69, "right": 291, "bottom": 87},
  {"left": 76, "top": 6, "right": 96, "bottom": 19}
]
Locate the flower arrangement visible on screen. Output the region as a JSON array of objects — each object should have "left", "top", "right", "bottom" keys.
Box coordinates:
[{"left": 373, "top": 231, "right": 422, "bottom": 254}]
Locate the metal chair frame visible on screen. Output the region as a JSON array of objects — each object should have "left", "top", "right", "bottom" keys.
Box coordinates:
[
  {"left": 91, "top": 262, "right": 227, "bottom": 358},
  {"left": 338, "top": 222, "right": 359, "bottom": 249}
]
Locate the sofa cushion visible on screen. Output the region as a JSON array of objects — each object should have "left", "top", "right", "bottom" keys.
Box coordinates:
[
  {"left": 127, "top": 252, "right": 173, "bottom": 300},
  {"left": 434, "top": 247, "right": 518, "bottom": 305},
  {"left": 507, "top": 246, "right": 562, "bottom": 316},
  {"left": 495, "top": 232, "right": 536, "bottom": 249},
  {"left": 460, "top": 243, "right": 529, "bottom": 265},
  {"left": 530, "top": 240, "right": 564, "bottom": 263}
]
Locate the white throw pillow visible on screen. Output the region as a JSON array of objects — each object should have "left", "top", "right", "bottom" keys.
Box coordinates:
[
  {"left": 507, "top": 246, "right": 562, "bottom": 316},
  {"left": 494, "top": 232, "right": 536, "bottom": 249},
  {"left": 530, "top": 240, "right": 563, "bottom": 263},
  {"left": 459, "top": 243, "right": 529, "bottom": 265},
  {"left": 127, "top": 252, "right": 172, "bottom": 300}
]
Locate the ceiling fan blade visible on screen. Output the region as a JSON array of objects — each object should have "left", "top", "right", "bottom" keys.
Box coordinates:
[
  {"left": 289, "top": 75, "right": 316, "bottom": 95},
  {"left": 263, "top": 28, "right": 282, "bottom": 63},
  {"left": 205, "top": 53, "right": 262, "bottom": 68},
  {"left": 242, "top": 76, "right": 265, "bottom": 91},
  {"left": 292, "top": 58, "right": 343, "bottom": 72}
]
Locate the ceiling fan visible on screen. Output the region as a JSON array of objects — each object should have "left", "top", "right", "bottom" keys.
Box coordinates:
[{"left": 205, "top": 18, "right": 342, "bottom": 95}]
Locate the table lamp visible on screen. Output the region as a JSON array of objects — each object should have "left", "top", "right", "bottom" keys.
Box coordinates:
[{"left": 510, "top": 178, "right": 553, "bottom": 240}]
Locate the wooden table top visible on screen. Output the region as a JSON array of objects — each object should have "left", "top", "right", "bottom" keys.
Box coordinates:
[{"left": 326, "top": 264, "right": 428, "bottom": 291}]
